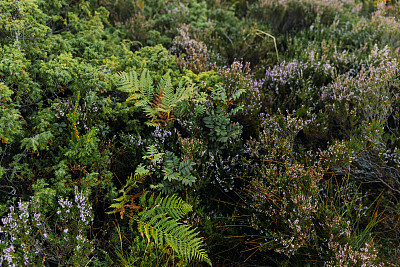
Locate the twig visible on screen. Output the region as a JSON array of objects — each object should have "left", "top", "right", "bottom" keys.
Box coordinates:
[{"left": 255, "top": 29, "right": 280, "bottom": 62}]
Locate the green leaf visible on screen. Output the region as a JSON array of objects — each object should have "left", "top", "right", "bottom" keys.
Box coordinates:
[{"left": 134, "top": 194, "right": 211, "bottom": 266}]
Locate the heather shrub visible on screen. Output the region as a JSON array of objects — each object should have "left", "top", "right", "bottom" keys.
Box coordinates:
[
  {"left": 216, "top": 61, "right": 263, "bottom": 124},
  {"left": 321, "top": 45, "right": 398, "bottom": 126},
  {"left": 242, "top": 114, "right": 384, "bottom": 265},
  {"left": 295, "top": 2, "right": 400, "bottom": 60},
  {"left": 0, "top": 187, "right": 94, "bottom": 266},
  {"left": 261, "top": 46, "right": 337, "bottom": 113},
  {"left": 172, "top": 24, "right": 217, "bottom": 73},
  {"left": 208, "top": 7, "right": 278, "bottom": 67},
  {"left": 249, "top": 0, "right": 345, "bottom": 34},
  {"left": 369, "top": 5, "right": 400, "bottom": 51},
  {"left": 286, "top": 32, "right": 361, "bottom": 76},
  {"left": 3, "top": 0, "right": 400, "bottom": 265}
]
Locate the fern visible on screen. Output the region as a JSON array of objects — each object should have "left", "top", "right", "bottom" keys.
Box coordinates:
[
  {"left": 152, "top": 151, "right": 197, "bottom": 194},
  {"left": 109, "top": 192, "right": 211, "bottom": 265},
  {"left": 211, "top": 84, "right": 245, "bottom": 115},
  {"left": 139, "top": 193, "right": 192, "bottom": 220},
  {"left": 159, "top": 71, "right": 175, "bottom": 110},
  {"left": 203, "top": 109, "right": 243, "bottom": 144},
  {"left": 20, "top": 131, "right": 54, "bottom": 152},
  {"left": 107, "top": 165, "right": 150, "bottom": 218},
  {"left": 117, "top": 69, "right": 194, "bottom": 127},
  {"left": 211, "top": 84, "right": 227, "bottom": 105},
  {"left": 118, "top": 69, "right": 154, "bottom": 102},
  {"left": 142, "top": 144, "right": 164, "bottom": 163},
  {"left": 135, "top": 194, "right": 212, "bottom": 266}
]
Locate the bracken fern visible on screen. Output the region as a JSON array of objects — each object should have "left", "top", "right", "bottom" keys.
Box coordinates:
[
  {"left": 134, "top": 193, "right": 212, "bottom": 266},
  {"left": 117, "top": 69, "right": 194, "bottom": 127}
]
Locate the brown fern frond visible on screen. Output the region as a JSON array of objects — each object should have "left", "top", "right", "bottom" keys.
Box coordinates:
[
  {"left": 151, "top": 87, "right": 164, "bottom": 110},
  {"left": 150, "top": 88, "right": 175, "bottom": 127}
]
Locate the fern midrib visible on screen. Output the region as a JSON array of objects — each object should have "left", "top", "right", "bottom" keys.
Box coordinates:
[{"left": 135, "top": 216, "right": 209, "bottom": 261}]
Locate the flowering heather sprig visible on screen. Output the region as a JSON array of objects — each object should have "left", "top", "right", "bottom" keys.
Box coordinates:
[
  {"left": 0, "top": 187, "right": 94, "bottom": 266},
  {"left": 204, "top": 150, "right": 244, "bottom": 191},
  {"left": 217, "top": 61, "right": 263, "bottom": 117},
  {"left": 329, "top": 46, "right": 358, "bottom": 70},
  {"left": 325, "top": 241, "right": 383, "bottom": 267},
  {"left": 245, "top": 160, "right": 323, "bottom": 257},
  {"left": 264, "top": 59, "right": 301, "bottom": 95},
  {"left": 0, "top": 202, "right": 43, "bottom": 266},
  {"left": 321, "top": 45, "right": 398, "bottom": 124},
  {"left": 318, "top": 140, "right": 353, "bottom": 170},
  {"left": 321, "top": 215, "right": 383, "bottom": 267},
  {"left": 261, "top": 59, "right": 310, "bottom": 111},
  {"left": 74, "top": 186, "right": 93, "bottom": 227},
  {"left": 217, "top": 61, "right": 253, "bottom": 96},
  {"left": 57, "top": 197, "right": 73, "bottom": 214},
  {"left": 148, "top": 125, "right": 176, "bottom": 164},
  {"left": 151, "top": 124, "right": 174, "bottom": 141},
  {"left": 258, "top": 0, "right": 345, "bottom": 12},
  {"left": 241, "top": 111, "right": 380, "bottom": 263},
  {"left": 121, "top": 133, "right": 143, "bottom": 147},
  {"left": 262, "top": 48, "right": 337, "bottom": 108},
  {"left": 172, "top": 24, "right": 216, "bottom": 73},
  {"left": 179, "top": 135, "right": 206, "bottom": 162},
  {"left": 244, "top": 112, "right": 310, "bottom": 166}
]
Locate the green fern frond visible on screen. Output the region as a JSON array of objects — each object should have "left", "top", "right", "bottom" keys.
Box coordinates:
[
  {"left": 139, "top": 193, "right": 192, "bottom": 220},
  {"left": 117, "top": 69, "right": 154, "bottom": 103},
  {"left": 164, "top": 151, "right": 180, "bottom": 168},
  {"left": 117, "top": 71, "right": 141, "bottom": 102},
  {"left": 159, "top": 72, "right": 175, "bottom": 110},
  {"left": 179, "top": 160, "right": 196, "bottom": 180},
  {"left": 163, "top": 152, "right": 197, "bottom": 187},
  {"left": 141, "top": 103, "right": 157, "bottom": 119},
  {"left": 139, "top": 69, "right": 154, "bottom": 102},
  {"left": 135, "top": 208, "right": 211, "bottom": 266},
  {"left": 231, "top": 88, "right": 246, "bottom": 101},
  {"left": 134, "top": 164, "right": 151, "bottom": 181},
  {"left": 175, "top": 81, "right": 193, "bottom": 103},
  {"left": 117, "top": 71, "right": 137, "bottom": 93},
  {"left": 211, "top": 84, "right": 227, "bottom": 103},
  {"left": 117, "top": 69, "right": 194, "bottom": 127},
  {"left": 142, "top": 145, "right": 164, "bottom": 163}
]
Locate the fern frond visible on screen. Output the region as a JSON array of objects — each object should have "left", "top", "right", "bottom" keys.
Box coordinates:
[
  {"left": 117, "top": 69, "right": 194, "bottom": 127},
  {"left": 211, "top": 84, "right": 227, "bottom": 103},
  {"left": 117, "top": 71, "right": 142, "bottom": 102},
  {"left": 159, "top": 72, "right": 175, "bottom": 110},
  {"left": 175, "top": 84, "right": 192, "bottom": 103},
  {"left": 162, "top": 152, "right": 197, "bottom": 186},
  {"left": 136, "top": 210, "right": 211, "bottom": 266},
  {"left": 134, "top": 164, "right": 151, "bottom": 181},
  {"left": 117, "top": 71, "right": 137, "bottom": 93},
  {"left": 139, "top": 69, "right": 154, "bottom": 102},
  {"left": 139, "top": 193, "right": 192, "bottom": 219},
  {"left": 179, "top": 160, "right": 196, "bottom": 186},
  {"left": 195, "top": 104, "right": 206, "bottom": 116},
  {"left": 164, "top": 151, "right": 180, "bottom": 168},
  {"left": 142, "top": 104, "right": 158, "bottom": 119},
  {"left": 142, "top": 145, "right": 164, "bottom": 162},
  {"left": 231, "top": 88, "right": 246, "bottom": 101}
]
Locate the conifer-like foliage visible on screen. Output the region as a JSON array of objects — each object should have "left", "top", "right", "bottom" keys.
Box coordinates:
[{"left": 4, "top": 0, "right": 400, "bottom": 266}]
